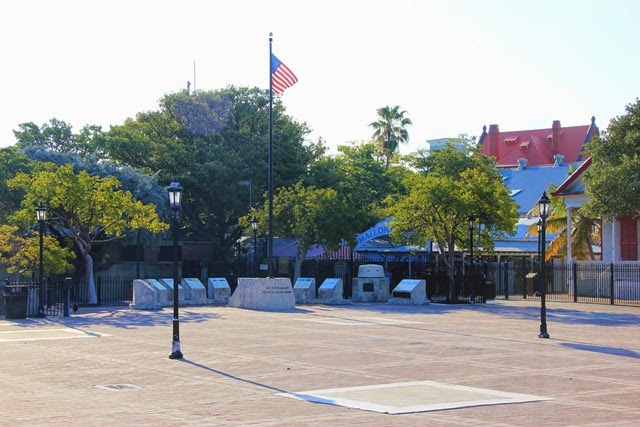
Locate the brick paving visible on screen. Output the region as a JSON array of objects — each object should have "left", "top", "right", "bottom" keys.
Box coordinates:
[{"left": 1, "top": 299, "right": 639, "bottom": 426}]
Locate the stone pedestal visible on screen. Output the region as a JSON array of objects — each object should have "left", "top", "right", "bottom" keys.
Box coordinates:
[
  {"left": 158, "top": 278, "right": 185, "bottom": 305},
  {"left": 352, "top": 277, "right": 390, "bottom": 302},
  {"left": 388, "top": 279, "right": 429, "bottom": 305},
  {"left": 130, "top": 279, "right": 159, "bottom": 310},
  {"left": 317, "top": 278, "right": 349, "bottom": 304},
  {"left": 228, "top": 278, "right": 295, "bottom": 310},
  {"left": 148, "top": 279, "right": 170, "bottom": 307},
  {"left": 181, "top": 278, "right": 207, "bottom": 305},
  {"left": 207, "top": 278, "right": 231, "bottom": 304},
  {"left": 293, "top": 278, "right": 316, "bottom": 304}
]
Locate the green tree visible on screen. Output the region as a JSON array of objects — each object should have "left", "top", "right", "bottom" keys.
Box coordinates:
[
  {"left": 252, "top": 182, "right": 350, "bottom": 281},
  {"left": 306, "top": 142, "right": 406, "bottom": 246},
  {"left": 0, "top": 147, "right": 33, "bottom": 224},
  {"left": 14, "top": 118, "right": 105, "bottom": 157},
  {"left": 0, "top": 224, "right": 75, "bottom": 276},
  {"left": 583, "top": 99, "right": 640, "bottom": 219},
  {"left": 387, "top": 143, "right": 518, "bottom": 300},
  {"left": 8, "top": 163, "right": 168, "bottom": 304},
  {"left": 370, "top": 105, "right": 412, "bottom": 169},
  {"left": 104, "top": 86, "right": 321, "bottom": 262}
]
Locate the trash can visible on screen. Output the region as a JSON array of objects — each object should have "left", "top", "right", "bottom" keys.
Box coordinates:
[{"left": 3, "top": 286, "right": 29, "bottom": 319}]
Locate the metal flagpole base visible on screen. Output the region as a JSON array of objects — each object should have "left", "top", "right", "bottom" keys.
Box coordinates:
[
  {"left": 169, "top": 341, "right": 183, "bottom": 359},
  {"left": 538, "top": 331, "right": 550, "bottom": 339}
]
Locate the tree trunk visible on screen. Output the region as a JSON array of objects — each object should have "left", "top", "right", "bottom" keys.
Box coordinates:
[
  {"left": 293, "top": 256, "right": 303, "bottom": 284},
  {"left": 293, "top": 244, "right": 306, "bottom": 284},
  {"left": 85, "top": 253, "right": 98, "bottom": 304}
]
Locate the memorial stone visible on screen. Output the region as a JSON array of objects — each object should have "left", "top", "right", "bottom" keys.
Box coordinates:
[
  {"left": 228, "top": 277, "right": 295, "bottom": 310},
  {"left": 158, "top": 278, "right": 186, "bottom": 304},
  {"left": 147, "top": 279, "right": 170, "bottom": 307},
  {"left": 352, "top": 264, "right": 390, "bottom": 302},
  {"left": 388, "top": 279, "right": 428, "bottom": 305},
  {"left": 317, "top": 278, "right": 349, "bottom": 304},
  {"left": 181, "top": 278, "right": 207, "bottom": 304},
  {"left": 130, "top": 279, "right": 159, "bottom": 310},
  {"left": 293, "top": 278, "right": 316, "bottom": 304},
  {"left": 207, "top": 278, "right": 231, "bottom": 304}
]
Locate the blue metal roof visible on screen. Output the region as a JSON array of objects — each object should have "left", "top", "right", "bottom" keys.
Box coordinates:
[{"left": 499, "top": 163, "right": 580, "bottom": 214}]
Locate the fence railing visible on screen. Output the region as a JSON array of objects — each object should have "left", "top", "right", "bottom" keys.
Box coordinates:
[
  {"left": 486, "top": 260, "right": 640, "bottom": 306},
  {"left": 3, "top": 259, "right": 639, "bottom": 319}
]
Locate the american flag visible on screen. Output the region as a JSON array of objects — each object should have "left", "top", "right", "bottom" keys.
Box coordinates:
[{"left": 271, "top": 53, "right": 298, "bottom": 94}]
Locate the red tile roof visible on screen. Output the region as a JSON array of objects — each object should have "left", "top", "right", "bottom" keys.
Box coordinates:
[{"left": 479, "top": 118, "right": 598, "bottom": 167}]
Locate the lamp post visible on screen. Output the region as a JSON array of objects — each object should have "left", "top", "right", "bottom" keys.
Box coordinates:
[
  {"left": 36, "top": 205, "right": 47, "bottom": 317},
  {"left": 167, "top": 180, "right": 184, "bottom": 359},
  {"left": 537, "top": 219, "right": 543, "bottom": 271},
  {"left": 538, "top": 192, "right": 551, "bottom": 339},
  {"left": 251, "top": 217, "right": 258, "bottom": 276},
  {"left": 468, "top": 215, "right": 475, "bottom": 303}
]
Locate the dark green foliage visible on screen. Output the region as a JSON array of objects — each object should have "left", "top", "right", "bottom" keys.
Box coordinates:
[{"left": 583, "top": 99, "right": 640, "bottom": 219}]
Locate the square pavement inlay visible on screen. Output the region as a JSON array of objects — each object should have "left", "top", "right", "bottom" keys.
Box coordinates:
[
  {"left": 278, "top": 381, "right": 553, "bottom": 414},
  {"left": 0, "top": 328, "right": 109, "bottom": 342}
]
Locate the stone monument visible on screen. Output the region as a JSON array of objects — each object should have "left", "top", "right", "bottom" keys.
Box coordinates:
[
  {"left": 352, "top": 264, "right": 390, "bottom": 302},
  {"left": 293, "top": 278, "right": 316, "bottom": 304},
  {"left": 317, "top": 278, "right": 349, "bottom": 304},
  {"left": 228, "top": 277, "right": 295, "bottom": 310},
  {"left": 207, "top": 278, "right": 231, "bottom": 304},
  {"left": 388, "top": 279, "right": 429, "bottom": 305},
  {"left": 181, "top": 278, "right": 207, "bottom": 305}
]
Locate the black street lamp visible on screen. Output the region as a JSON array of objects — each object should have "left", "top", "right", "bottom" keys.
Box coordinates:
[
  {"left": 538, "top": 192, "right": 551, "bottom": 339},
  {"left": 468, "top": 215, "right": 475, "bottom": 303},
  {"left": 167, "top": 180, "right": 184, "bottom": 359},
  {"left": 36, "top": 205, "right": 47, "bottom": 317},
  {"left": 537, "top": 219, "right": 543, "bottom": 270},
  {"left": 251, "top": 217, "right": 258, "bottom": 276}
]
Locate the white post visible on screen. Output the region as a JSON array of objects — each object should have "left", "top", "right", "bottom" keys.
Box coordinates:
[{"left": 566, "top": 207, "right": 572, "bottom": 262}]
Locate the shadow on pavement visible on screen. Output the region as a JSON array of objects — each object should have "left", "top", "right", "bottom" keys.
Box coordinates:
[
  {"left": 45, "top": 307, "right": 221, "bottom": 329},
  {"left": 559, "top": 342, "right": 640, "bottom": 359},
  {"left": 333, "top": 302, "right": 640, "bottom": 327},
  {"left": 180, "top": 358, "right": 287, "bottom": 393}
]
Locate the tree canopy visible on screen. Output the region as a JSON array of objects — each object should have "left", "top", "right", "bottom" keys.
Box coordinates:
[
  {"left": 256, "top": 181, "right": 350, "bottom": 281},
  {"left": 0, "top": 224, "right": 75, "bottom": 276},
  {"left": 583, "top": 99, "right": 640, "bottom": 220},
  {"left": 103, "top": 86, "right": 323, "bottom": 262},
  {"left": 387, "top": 142, "right": 518, "bottom": 299},
  {"left": 8, "top": 163, "right": 168, "bottom": 303},
  {"left": 14, "top": 118, "right": 105, "bottom": 157}
]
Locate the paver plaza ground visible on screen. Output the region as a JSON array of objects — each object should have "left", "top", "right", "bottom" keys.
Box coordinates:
[{"left": 1, "top": 299, "right": 639, "bottom": 426}]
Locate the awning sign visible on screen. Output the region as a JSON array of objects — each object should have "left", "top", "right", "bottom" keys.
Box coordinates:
[{"left": 357, "top": 219, "right": 391, "bottom": 245}]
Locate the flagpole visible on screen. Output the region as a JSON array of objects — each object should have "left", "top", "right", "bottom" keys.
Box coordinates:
[{"left": 268, "top": 33, "right": 274, "bottom": 278}]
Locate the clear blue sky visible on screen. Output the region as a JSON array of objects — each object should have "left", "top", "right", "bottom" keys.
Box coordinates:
[{"left": 1, "top": 0, "right": 638, "bottom": 153}]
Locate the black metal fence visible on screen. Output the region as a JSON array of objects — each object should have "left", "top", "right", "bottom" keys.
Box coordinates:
[
  {"left": 69, "top": 275, "right": 134, "bottom": 306},
  {"left": 1, "top": 275, "right": 135, "bottom": 319},
  {"left": 3, "top": 258, "right": 638, "bottom": 319},
  {"left": 487, "top": 260, "right": 640, "bottom": 306},
  {"left": 1, "top": 278, "right": 70, "bottom": 318}
]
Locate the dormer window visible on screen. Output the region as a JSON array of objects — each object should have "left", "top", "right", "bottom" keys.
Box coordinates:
[{"left": 505, "top": 136, "right": 519, "bottom": 144}]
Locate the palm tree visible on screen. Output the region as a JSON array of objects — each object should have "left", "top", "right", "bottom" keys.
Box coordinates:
[
  {"left": 369, "top": 105, "right": 412, "bottom": 169},
  {"left": 527, "top": 186, "right": 601, "bottom": 261}
]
